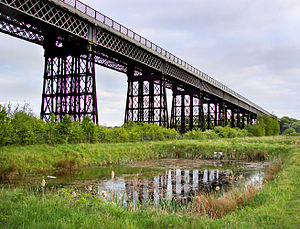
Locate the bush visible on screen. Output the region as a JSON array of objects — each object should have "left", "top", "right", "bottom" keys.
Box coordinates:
[
  {"left": 98, "top": 122, "right": 179, "bottom": 143},
  {"left": 183, "top": 129, "right": 207, "bottom": 140},
  {"left": 213, "top": 126, "right": 248, "bottom": 138}
]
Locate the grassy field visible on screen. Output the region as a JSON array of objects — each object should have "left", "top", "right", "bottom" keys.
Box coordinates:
[{"left": 0, "top": 136, "right": 299, "bottom": 228}]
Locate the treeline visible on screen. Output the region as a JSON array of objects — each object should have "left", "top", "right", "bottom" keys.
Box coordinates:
[
  {"left": 0, "top": 104, "right": 281, "bottom": 147},
  {"left": 183, "top": 114, "right": 280, "bottom": 140},
  {"left": 280, "top": 116, "right": 300, "bottom": 136}
]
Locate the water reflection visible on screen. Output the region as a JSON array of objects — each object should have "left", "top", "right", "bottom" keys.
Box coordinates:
[{"left": 98, "top": 168, "right": 263, "bottom": 204}]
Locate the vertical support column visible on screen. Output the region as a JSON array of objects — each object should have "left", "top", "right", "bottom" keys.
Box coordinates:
[
  {"left": 124, "top": 72, "right": 168, "bottom": 127},
  {"left": 254, "top": 114, "right": 257, "bottom": 124},
  {"left": 214, "top": 102, "right": 218, "bottom": 127},
  {"left": 180, "top": 94, "right": 185, "bottom": 134},
  {"left": 41, "top": 44, "right": 98, "bottom": 123},
  {"left": 189, "top": 94, "right": 193, "bottom": 131},
  {"left": 138, "top": 80, "right": 144, "bottom": 122},
  {"left": 149, "top": 80, "right": 154, "bottom": 123},
  {"left": 218, "top": 102, "right": 225, "bottom": 127},
  {"left": 246, "top": 113, "right": 250, "bottom": 125},
  {"left": 241, "top": 111, "right": 245, "bottom": 128},
  {"left": 207, "top": 103, "right": 211, "bottom": 129},
  {"left": 124, "top": 66, "right": 136, "bottom": 123},
  {"left": 237, "top": 108, "right": 241, "bottom": 128},
  {"left": 224, "top": 106, "right": 228, "bottom": 126},
  {"left": 160, "top": 79, "right": 169, "bottom": 127},
  {"left": 199, "top": 92, "right": 205, "bottom": 131},
  {"left": 231, "top": 108, "right": 235, "bottom": 128},
  {"left": 170, "top": 86, "right": 185, "bottom": 133},
  {"left": 249, "top": 113, "right": 254, "bottom": 125}
]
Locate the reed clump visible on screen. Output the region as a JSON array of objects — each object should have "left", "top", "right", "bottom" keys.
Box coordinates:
[
  {"left": 192, "top": 184, "right": 259, "bottom": 219},
  {"left": 263, "top": 159, "right": 282, "bottom": 184},
  {"left": 55, "top": 158, "right": 79, "bottom": 170}
]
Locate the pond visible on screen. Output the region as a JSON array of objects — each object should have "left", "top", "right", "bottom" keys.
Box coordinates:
[{"left": 9, "top": 159, "right": 267, "bottom": 206}]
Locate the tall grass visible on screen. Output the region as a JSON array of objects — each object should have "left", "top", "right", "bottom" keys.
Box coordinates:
[
  {"left": 0, "top": 138, "right": 291, "bottom": 180},
  {"left": 192, "top": 184, "right": 259, "bottom": 219},
  {"left": 263, "top": 159, "right": 282, "bottom": 184}
]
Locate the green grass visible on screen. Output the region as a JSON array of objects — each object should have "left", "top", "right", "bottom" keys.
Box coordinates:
[
  {"left": 0, "top": 136, "right": 299, "bottom": 228},
  {"left": 0, "top": 137, "right": 292, "bottom": 179}
]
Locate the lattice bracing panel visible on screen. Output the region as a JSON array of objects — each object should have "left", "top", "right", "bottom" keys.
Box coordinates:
[
  {"left": 1, "top": 0, "right": 89, "bottom": 39},
  {"left": 0, "top": 13, "right": 43, "bottom": 44},
  {"left": 96, "top": 28, "right": 163, "bottom": 72}
]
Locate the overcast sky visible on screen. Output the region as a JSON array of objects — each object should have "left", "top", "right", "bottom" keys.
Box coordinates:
[{"left": 0, "top": 0, "right": 299, "bottom": 125}]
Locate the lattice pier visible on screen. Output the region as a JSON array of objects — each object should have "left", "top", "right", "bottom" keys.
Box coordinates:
[
  {"left": 170, "top": 88, "right": 204, "bottom": 133},
  {"left": 41, "top": 40, "right": 98, "bottom": 123},
  {"left": 124, "top": 69, "right": 168, "bottom": 127}
]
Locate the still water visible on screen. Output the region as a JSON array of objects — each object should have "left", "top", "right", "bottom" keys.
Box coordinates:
[{"left": 13, "top": 159, "right": 267, "bottom": 204}]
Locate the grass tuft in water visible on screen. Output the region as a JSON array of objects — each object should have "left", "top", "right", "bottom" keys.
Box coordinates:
[{"left": 192, "top": 184, "right": 259, "bottom": 219}]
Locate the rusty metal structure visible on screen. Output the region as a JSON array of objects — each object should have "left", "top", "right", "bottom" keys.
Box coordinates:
[{"left": 0, "top": 0, "right": 269, "bottom": 132}]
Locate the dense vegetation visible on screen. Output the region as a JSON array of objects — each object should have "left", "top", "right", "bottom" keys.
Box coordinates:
[
  {"left": 0, "top": 104, "right": 281, "bottom": 147},
  {"left": 280, "top": 116, "right": 300, "bottom": 136},
  {"left": 0, "top": 137, "right": 299, "bottom": 228},
  {"left": 0, "top": 104, "right": 178, "bottom": 146}
]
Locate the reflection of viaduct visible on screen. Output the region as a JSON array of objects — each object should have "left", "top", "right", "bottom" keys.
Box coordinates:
[
  {"left": 124, "top": 169, "right": 233, "bottom": 203},
  {"left": 0, "top": 0, "right": 270, "bottom": 132}
]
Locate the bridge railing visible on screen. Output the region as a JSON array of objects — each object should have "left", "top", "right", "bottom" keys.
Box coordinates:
[{"left": 60, "top": 0, "right": 268, "bottom": 114}]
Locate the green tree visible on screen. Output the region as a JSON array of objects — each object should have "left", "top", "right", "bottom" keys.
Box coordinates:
[
  {"left": 81, "top": 116, "right": 98, "bottom": 143},
  {"left": 45, "top": 114, "right": 59, "bottom": 144},
  {"left": 280, "top": 116, "right": 297, "bottom": 133},
  {"left": 282, "top": 127, "right": 296, "bottom": 136},
  {"left": 0, "top": 105, "right": 13, "bottom": 146},
  {"left": 56, "top": 115, "right": 73, "bottom": 143},
  {"left": 291, "top": 121, "right": 300, "bottom": 133}
]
